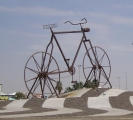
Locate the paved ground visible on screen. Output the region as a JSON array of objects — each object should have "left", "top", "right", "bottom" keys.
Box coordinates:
[
  {"left": 0, "top": 88, "right": 133, "bottom": 119},
  {"left": 1, "top": 116, "right": 133, "bottom": 120}
]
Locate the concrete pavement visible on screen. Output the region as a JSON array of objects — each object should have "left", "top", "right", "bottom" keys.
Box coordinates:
[
  {"left": 0, "top": 88, "right": 133, "bottom": 118},
  {"left": 88, "top": 89, "right": 133, "bottom": 116}
]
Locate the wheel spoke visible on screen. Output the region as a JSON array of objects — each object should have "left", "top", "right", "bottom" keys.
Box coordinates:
[
  {"left": 48, "top": 77, "right": 58, "bottom": 83},
  {"left": 95, "top": 47, "right": 98, "bottom": 62},
  {"left": 44, "top": 58, "right": 53, "bottom": 71},
  {"left": 101, "top": 67, "right": 112, "bottom": 87},
  {"left": 26, "top": 67, "right": 39, "bottom": 74},
  {"left": 41, "top": 52, "right": 45, "bottom": 70},
  {"left": 32, "top": 56, "right": 41, "bottom": 72},
  {"left": 86, "top": 68, "right": 93, "bottom": 80},
  {"left": 26, "top": 77, "right": 38, "bottom": 82},
  {"left": 48, "top": 78, "right": 59, "bottom": 97},
  {"left": 93, "top": 69, "right": 97, "bottom": 80},
  {"left": 98, "top": 69, "right": 101, "bottom": 83},
  {"left": 87, "top": 54, "right": 96, "bottom": 65},
  {"left": 95, "top": 68, "right": 99, "bottom": 80},
  {"left": 102, "top": 66, "right": 111, "bottom": 67},
  {"left": 42, "top": 78, "right": 47, "bottom": 95},
  {"left": 99, "top": 52, "right": 105, "bottom": 65},
  {"left": 33, "top": 79, "right": 40, "bottom": 93},
  {"left": 84, "top": 66, "right": 93, "bottom": 69},
  {"left": 26, "top": 76, "right": 38, "bottom": 98},
  {"left": 86, "top": 51, "right": 94, "bottom": 66},
  {"left": 46, "top": 78, "right": 54, "bottom": 94},
  {"left": 39, "top": 78, "right": 44, "bottom": 97},
  {"left": 48, "top": 69, "right": 59, "bottom": 74},
  {"left": 97, "top": 68, "right": 106, "bottom": 79}
]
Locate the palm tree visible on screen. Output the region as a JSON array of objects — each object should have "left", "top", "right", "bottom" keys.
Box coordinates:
[{"left": 55, "top": 81, "right": 63, "bottom": 94}]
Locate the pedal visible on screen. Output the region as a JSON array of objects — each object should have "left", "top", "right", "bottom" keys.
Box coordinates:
[{"left": 65, "top": 59, "right": 70, "bottom": 61}]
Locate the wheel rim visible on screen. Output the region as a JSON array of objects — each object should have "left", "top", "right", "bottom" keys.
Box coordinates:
[
  {"left": 83, "top": 46, "right": 111, "bottom": 88},
  {"left": 24, "top": 52, "right": 60, "bottom": 98}
]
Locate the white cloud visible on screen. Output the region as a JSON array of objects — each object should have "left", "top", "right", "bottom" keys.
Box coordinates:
[
  {"left": 29, "top": 44, "right": 46, "bottom": 51},
  {"left": 0, "top": 29, "right": 45, "bottom": 39},
  {"left": 88, "top": 12, "right": 133, "bottom": 25},
  {"left": 88, "top": 12, "right": 109, "bottom": 19},
  {"left": 110, "top": 16, "right": 133, "bottom": 25},
  {"left": 0, "top": 6, "right": 78, "bottom": 16},
  {"left": 110, "top": 45, "right": 133, "bottom": 52},
  {"left": 113, "top": 4, "right": 133, "bottom": 9},
  {"left": 86, "top": 22, "right": 113, "bottom": 42}
]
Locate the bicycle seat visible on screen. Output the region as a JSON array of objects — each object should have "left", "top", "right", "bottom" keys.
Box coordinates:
[{"left": 84, "top": 28, "right": 90, "bottom": 32}]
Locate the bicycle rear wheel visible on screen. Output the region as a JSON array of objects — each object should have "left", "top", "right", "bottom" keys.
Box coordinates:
[{"left": 83, "top": 46, "right": 111, "bottom": 88}]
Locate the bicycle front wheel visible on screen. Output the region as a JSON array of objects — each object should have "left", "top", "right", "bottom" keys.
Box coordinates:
[{"left": 24, "top": 52, "right": 60, "bottom": 98}]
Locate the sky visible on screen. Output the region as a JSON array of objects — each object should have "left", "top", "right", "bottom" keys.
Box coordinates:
[{"left": 0, "top": 0, "right": 133, "bottom": 94}]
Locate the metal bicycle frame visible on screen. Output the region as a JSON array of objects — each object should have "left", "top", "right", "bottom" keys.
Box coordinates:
[
  {"left": 43, "top": 23, "right": 111, "bottom": 87},
  {"left": 44, "top": 26, "right": 89, "bottom": 72}
]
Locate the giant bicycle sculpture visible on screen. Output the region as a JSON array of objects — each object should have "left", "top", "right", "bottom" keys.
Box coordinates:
[{"left": 24, "top": 18, "right": 112, "bottom": 98}]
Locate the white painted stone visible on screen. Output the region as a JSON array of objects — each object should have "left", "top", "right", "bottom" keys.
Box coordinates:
[
  {"left": 0, "top": 108, "right": 82, "bottom": 118},
  {"left": 88, "top": 97, "right": 111, "bottom": 108},
  {"left": 0, "top": 99, "right": 30, "bottom": 113},
  {"left": 66, "top": 88, "right": 91, "bottom": 97},
  {"left": 42, "top": 98, "right": 65, "bottom": 108},
  {"left": 91, "top": 108, "right": 133, "bottom": 116},
  {"left": 88, "top": 95, "right": 133, "bottom": 116},
  {"left": 5, "top": 99, "right": 29, "bottom": 108},
  {"left": 129, "top": 96, "right": 133, "bottom": 106},
  {"left": 59, "top": 88, "right": 91, "bottom": 98},
  {"left": 99, "top": 88, "right": 125, "bottom": 97}
]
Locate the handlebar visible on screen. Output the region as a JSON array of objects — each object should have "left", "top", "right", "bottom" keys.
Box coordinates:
[{"left": 65, "top": 18, "right": 87, "bottom": 26}]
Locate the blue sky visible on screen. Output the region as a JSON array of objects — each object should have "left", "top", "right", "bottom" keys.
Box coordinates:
[{"left": 0, "top": 0, "right": 133, "bottom": 94}]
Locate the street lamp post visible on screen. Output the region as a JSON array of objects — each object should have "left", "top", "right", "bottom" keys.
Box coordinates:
[
  {"left": 125, "top": 72, "right": 127, "bottom": 90},
  {"left": 78, "top": 65, "right": 81, "bottom": 89},
  {"left": 0, "top": 84, "right": 2, "bottom": 93},
  {"left": 117, "top": 77, "right": 121, "bottom": 89}
]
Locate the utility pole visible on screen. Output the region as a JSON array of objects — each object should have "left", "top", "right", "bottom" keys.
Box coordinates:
[
  {"left": 0, "top": 84, "right": 2, "bottom": 93},
  {"left": 125, "top": 72, "right": 127, "bottom": 90}
]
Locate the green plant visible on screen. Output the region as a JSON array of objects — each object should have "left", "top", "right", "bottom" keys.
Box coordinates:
[
  {"left": 64, "top": 81, "right": 83, "bottom": 93},
  {"left": 15, "top": 92, "right": 25, "bottom": 99},
  {"left": 84, "top": 79, "right": 99, "bottom": 89},
  {"left": 64, "top": 87, "right": 73, "bottom": 93}
]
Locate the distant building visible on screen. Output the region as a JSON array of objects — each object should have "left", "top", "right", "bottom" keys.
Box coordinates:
[
  {"left": 33, "top": 93, "right": 42, "bottom": 98},
  {"left": 0, "top": 92, "right": 16, "bottom": 100},
  {"left": 33, "top": 93, "right": 48, "bottom": 99}
]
